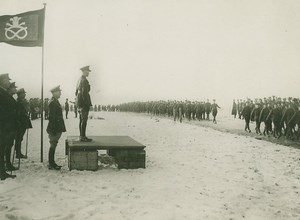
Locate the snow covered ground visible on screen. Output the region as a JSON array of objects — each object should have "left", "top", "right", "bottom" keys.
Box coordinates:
[{"left": 1, "top": 110, "right": 300, "bottom": 220}]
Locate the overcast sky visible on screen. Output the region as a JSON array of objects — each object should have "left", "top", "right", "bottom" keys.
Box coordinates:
[{"left": 1, "top": 0, "right": 300, "bottom": 107}]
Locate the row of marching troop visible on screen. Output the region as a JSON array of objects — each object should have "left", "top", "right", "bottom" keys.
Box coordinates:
[
  {"left": 231, "top": 97, "right": 300, "bottom": 140},
  {"left": 116, "top": 100, "right": 221, "bottom": 124}
]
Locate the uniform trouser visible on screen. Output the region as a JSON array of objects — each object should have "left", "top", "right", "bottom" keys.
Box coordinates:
[
  {"left": 4, "top": 131, "right": 16, "bottom": 167},
  {"left": 74, "top": 108, "right": 78, "bottom": 118},
  {"left": 0, "top": 131, "right": 5, "bottom": 175},
  {"left": 79, "top": 108, "right": 89, "bottom": 137},
  {"left": 15, "top": 127, "right": 26, "bottom": 156},
  {"left": 255, "top": 120, "right": 261, "bottom": 133},
  {"left": 206, "top": 112, "right": 210, "bottom": 120},
  {"left": 213, "top": 112, "right": 217, "bottom": 122},
  {"left": 48, "top": 132, "right": 62, "bottom": 165},
  {"left": 173, "top": 109, "right": 177, "bottom": 121},
  {"left": 275, "top": 122, "right": 282, "bottom": 136},
  {"left": 179, "top": 108, "right": 182, "bottom": 123},
  {"left": 66, "top": 110, "right": 69, "bottom": 119},
  {"left": 245, "top": 117, "right": 250, "bottom": 130}
]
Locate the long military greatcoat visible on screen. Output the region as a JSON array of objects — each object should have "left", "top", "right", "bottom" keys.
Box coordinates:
[
  {"left": 46, "top": 98, "right": 66, "bottom": 134},
  {"left": 75, "top": 76, "right": 92, "bottom": 109},
  {"left": 0, "top": 87, "right": 17, "bottom": 132}
]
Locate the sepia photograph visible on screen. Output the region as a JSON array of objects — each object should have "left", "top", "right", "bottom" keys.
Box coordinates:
[{"left": 0, "top": 0, "right": 300, "bottom": 219}]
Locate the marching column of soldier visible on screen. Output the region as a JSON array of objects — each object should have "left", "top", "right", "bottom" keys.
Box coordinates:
[
  {"left": 231, "top": 97, "right": 300, "bottom": 140},
  {"left": 112, "top": 99, "right": 221, "bottom": 124},
  {"left": 0, "top": 65, "right": 93, "bottom": 180}
]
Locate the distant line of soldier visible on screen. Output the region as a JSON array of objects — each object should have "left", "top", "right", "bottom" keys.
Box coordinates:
[
  {"left": 109, "top": 99, "right": 221, "bottom": 124},
  {"left": 231, "top": 97, "right": 300, "bottom": 140}
]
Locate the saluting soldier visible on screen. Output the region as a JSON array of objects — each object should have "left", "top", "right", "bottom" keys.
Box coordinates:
[
  {"left": 0, "top": 74, "right": 16, "bottom": 180},
  {"left": 46, "top": 86, "right": 66, "bottom": 170},
  {"left": 211, "top": 99, "right": 220, "bottom": 124},
  {"left": 15, "top": 88, "right": 32, "bottom": 159},
  {"left": 76, "top": 66, "right": 93, "bottom": 142}
]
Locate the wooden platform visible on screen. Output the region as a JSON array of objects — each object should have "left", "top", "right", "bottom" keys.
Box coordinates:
[
  {"left": 66, "top": 136, "right": 146, "bottom": 151},
  {"left": 66, "top": 136, "right": 146, "bottom": 170}
]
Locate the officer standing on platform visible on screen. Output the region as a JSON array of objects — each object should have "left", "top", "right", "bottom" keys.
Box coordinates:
[
  {"left": 0, "top": 74, "right": 16, "bottom": 180},
  {"left": 75, "top": 66, "right": 93, "bottom": 142},
  {"left": 46, "top": 86, "right": 66, "bottom": 170},
  {"left": 15, "top": 88, "right": 32, "bottom": 159}
]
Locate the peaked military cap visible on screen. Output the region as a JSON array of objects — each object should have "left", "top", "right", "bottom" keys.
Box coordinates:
[
  {"left": 17, "top": 88, "right": 26, "bottom": 94},
  {"left": 9, "top": 82, "right": 17, "bottom": 88},
  {"left": 50, "top": 85, "right": 62, "bottom": 93},
  {"left": 0, "top": 73, "right": 11, "bottom": 81},
  {"left": 80, "top": 65, "right": 91, "bottom": 72}
]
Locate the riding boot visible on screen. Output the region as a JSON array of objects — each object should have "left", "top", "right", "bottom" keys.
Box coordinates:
[
  {"left": 79, "top": 121, "right": 82, "bottom": 138},
  {"left": 80, "top": 123, "right": 92, "bottom": 142},
  {"left": 48, "top": 148, "right": 60, "bottom": 170},
  {"left": 5, "top": 147, "right": 18, "bottom": 171},
  {"left": 52, "top": 147, "right": 62, "bottom": 168}
]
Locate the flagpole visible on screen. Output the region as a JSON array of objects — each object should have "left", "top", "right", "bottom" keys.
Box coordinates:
[{"left": 41, "top": 3, "right": 47, "bottom": 162}]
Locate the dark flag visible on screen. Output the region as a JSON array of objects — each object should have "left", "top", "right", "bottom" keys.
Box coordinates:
[{"left": 0, "top": 8, "right": 45, "bottom": 47}]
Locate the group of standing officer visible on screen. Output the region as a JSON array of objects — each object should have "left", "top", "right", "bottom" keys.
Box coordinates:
[
  {"left": 0, "top": 65, "right": 93, "bottom": 177},
  {"left": 116, "top": 99, "right": 221, "bottom": 124},
  {"left": 0, "top": 74, "right": 32, "bottom": 180},
  {"left": 232, "top": 97, "right": 300, "bottom": 140},
  {"left": 46, "top": 65, "right": 93, "bottom": 170}
]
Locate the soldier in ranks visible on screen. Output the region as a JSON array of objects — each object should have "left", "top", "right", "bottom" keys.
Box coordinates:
[
  {"left": 281, "top": 103, "right": 296, "bottom": 139},
  {"left": 44, "top": 98, "right": 49, "bottom": 120},
  {"left": 201, "top": 101, "right": 206, "bottom": 120},
  {"left": 191, "top": 101, "right": 196, "bottom": 120},
  {"left": 76, "top": 66, "right": 93, "bottom": 142},
  {"left": 211, "top": 99, "right": 221, "bottom": 124},
  {"left": 250, "top": 103, "right": 262, "bottom": 134},
  {"left": 65, "top": 98, "right": 69, "bottom": 119},
  {"left": 260, "top": 103, "right": 272, "bottom": 136},
  {"left": 205, "top": 99, "right": 211, "bottom": 120},
  {"left": 241, "top": 101, "right": 252, "bottom": 133},
  {"left": 46, "top": 86, "right": 66, "bottom": 170},
  {"left": 178, "top": 101, "right": 183, "bottom": 123},
  {"left": 266, "top": 102, "right": 282, "bottom": 138},
  {"left": 0, "top": 74, "right": 17, "bottom": 180},
  {"left": 196, "top": 101, "right": 201, "bottom": 120},
  {"left": 238, "top": 99, "right": 243, "bottom": 119},
  {"left": 15, "top": 88, "right": 32, "bottom": 159},
  {"left": 69, "top": 100, "right": 78, "bottom": 118},
  {"left": 231, "top": 99, "right": 237, "bottom": 118},
  {"left": 173, "top": 101, "right": 178, "bottom": 122},
  {"left": 288, "top": 105, "right": 300, "bottom": 140}
]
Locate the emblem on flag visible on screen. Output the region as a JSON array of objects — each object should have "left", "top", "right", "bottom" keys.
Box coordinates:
[
  {"left": 5, "top": 16, "right": 28, "bottom": 40},
  {"left": 0, "top": 8, "right": 45, "bottom": 47}
]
